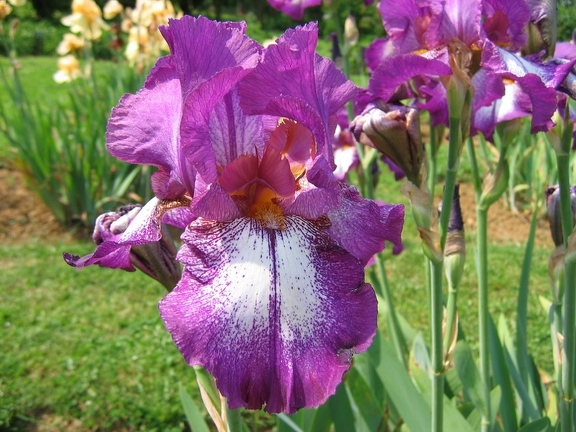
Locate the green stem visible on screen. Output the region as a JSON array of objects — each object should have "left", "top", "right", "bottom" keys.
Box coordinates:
[
  {"left": 430, "top": 259, "right": 445, "bottom": 432},
  {"left": 467, "top": 138, "right": 492, "bottom": 432},
  {"left": 557, "top": 152, "right": 576, "bottom": 432},
  {"left": 443, "top": 279, "right": 458, "bottom": 354},
  {"left": 226, "top": 404, "right": 243, "bottom": 432},
  {"left": 476, "top": 207, "right": 492, "bottom": 432}
]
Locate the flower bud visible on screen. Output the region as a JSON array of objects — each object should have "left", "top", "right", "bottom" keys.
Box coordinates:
[
  {"left": 351, "top": 102, "right": 424, "bottom": 186},
  {"left": 479, "top": 158, "right": 509, "bottom": 210},
  {"left": 93, "top": 204, "right": 181, "bottom": 291},
  {"left": 522, "top": 0, "right": 557, "bottom": 58},
  {"left": 444, "top": 184, "right": 466, "bottom": 289},
  {"left": 343, "top": 14, "right": 358, "bottom": 54},
  {"left": 545, "top": 185, "right": 576, "bottom": 247}
]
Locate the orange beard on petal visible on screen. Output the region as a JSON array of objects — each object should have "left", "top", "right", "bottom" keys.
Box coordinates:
[{"left": 247, "top": 200, "right": 287, "bottom": 230}]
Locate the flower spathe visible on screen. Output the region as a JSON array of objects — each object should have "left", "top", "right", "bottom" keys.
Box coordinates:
[{"left": 64, "top": 16, "right": 404, "bottom": 414}]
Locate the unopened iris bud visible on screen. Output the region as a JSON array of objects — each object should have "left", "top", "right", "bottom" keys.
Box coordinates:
[
  {"left": 93, "top": 204, "right": 181, "bottom": 291},
  {"left": 545, "top": 185, "right": 576, "bottom": 247},
  {"left": 479, "top": 159, "right": 509, "bottom": 210},
  {"left": 343, "top": 14, "right": 358, "bottom": 54},
  {"left": 522, "top": 0, "right": 557, "bottom": 58},
  {"left": 444, "top": 184, "right": 466, "bottom": 289},
  {"left": 351, "top": 102, "right": 424, "bottom": 186}
]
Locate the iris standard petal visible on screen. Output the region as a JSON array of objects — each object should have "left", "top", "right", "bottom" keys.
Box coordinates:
[
  {"left": 238, "top": 22, "right": 357, "bottom": 161},
  {"left": 106, "top": 56, "right": 188, "bottom": 197},
  {"left": 159, "top": 215, "right": 377, "bottom": 414},
  {"left": 160, "top": 16, "right": 260, "bottom": 98},
  {"left": 369, "top": 54, "right": 452, "bottom": 103}
]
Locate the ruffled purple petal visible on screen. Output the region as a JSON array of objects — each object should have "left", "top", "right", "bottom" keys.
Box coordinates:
[
  {"left": 473, "top": 81, "right": 533, "bottom": 140},
  {"left": 555, "top": 42, "right": 576, "bottom": 60},
  {"left": 364, "top": 37, "right": 396, "bottom": 73},
  {"left": 284, "top": 156, "right": 341, "bottom": 219},
  {"left": 428, "top": 0, "right": 482, "bottom": 48},
  {"left": 266, "top": 0, "right": 321, "bottom": 20},
  {"left": 369, "top": 54, "right": 452, "bottom": 103},
  {"left": 482, "top": 0, "right": 530, "bottom": 50},
  {"left": 378, "top": 0, "right": 424, "bottom": 53},
  {"left": 238, "top": 23, "right": 357, "bottom": 162},
  {"left": 482, "top": 42, "right": 576, "bottom": 132},
  {"left": 106, "top": 57, "right": 189, "bottom": 198},
  {"left": 160, "top": 16, "right": 260, "bottom": 98},
  {"left": 159, "top": 215, "right": 377, "bottom": 413},
  {"left": 326, "top": 184, "right": 405, "bottom": 265}
]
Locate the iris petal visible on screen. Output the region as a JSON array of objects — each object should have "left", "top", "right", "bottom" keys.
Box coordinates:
[{"left": 159, "top": 215, "right": 377, "bottom": 413}]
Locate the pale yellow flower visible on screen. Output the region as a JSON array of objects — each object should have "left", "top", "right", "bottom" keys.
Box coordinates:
[
  {"left": 61, "top": 0, "right": 109, "bottom": 40},
  {"left": 103, "top": 0, "right": 123, "bottom": 20},
  {"left": 56, "top": 33, "right": 85, "bottom": 56},
  {"left": 0, "top": 1, "right": 12, "bottom": 20},
  {"left": 53, "top": 55, "right": 81, "bottom": 83},
  {"left": 7, "top": 0, "right": 26, "bottom": 6}
]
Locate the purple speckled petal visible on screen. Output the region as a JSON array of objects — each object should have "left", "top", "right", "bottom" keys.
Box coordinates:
[
  {"left": 326, "top": 184, "right": 405, "bottom": 265},
  {"left": 266, "top": 0, "right": 322, "bottom": 20},
  {"left": 238, "top": 23, "right": 357, "bottom": 162},
  {"left": 159, "top": 215, "right": 377, "bottom": 413},
  {"left": 369, "top": 54, "right": 452, "bottom": 103}
]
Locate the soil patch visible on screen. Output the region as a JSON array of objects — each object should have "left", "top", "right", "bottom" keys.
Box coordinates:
[
  {"left": 456, "top": 183, "right": 552, "bottom": 247},
  {"left": 0, "top": 166, "right": 73, "bottom": 245}
]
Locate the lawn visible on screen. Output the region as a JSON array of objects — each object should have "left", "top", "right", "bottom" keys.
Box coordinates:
[{"left": 0, "top": 47, "right": 558, "bottom": 432}]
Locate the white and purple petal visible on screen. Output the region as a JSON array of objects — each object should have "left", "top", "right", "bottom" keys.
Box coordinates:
[{"left": 159, "top": 216, "right": 377, "bottom": 413}]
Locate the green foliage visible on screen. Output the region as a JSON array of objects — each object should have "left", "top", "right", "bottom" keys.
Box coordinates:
[
  {"left": 0, "top": 242, "right": 198, "bottom": 430},
  {"left": 0, "top": 58, "right": 152, "bottom": 230},
  {"left": 557, "top": 4, "right": 576, "bottom": 42}
]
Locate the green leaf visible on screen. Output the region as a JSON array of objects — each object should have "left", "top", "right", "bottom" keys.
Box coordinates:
[
  {"left": 178, "top": 383, "right": 211, "bottom": 432},
  {"left": 517, "top": 417, "right": 552, "bottom": 432},
  {"left": 410, "top": 357, "right": 475, "bottom": 432},
  {"left": 453, "top": 341, "right": 489, "bottom": 419},
  {"left": 193, "top": 366, "right": 221, "bottom": 409},
  {"left": 488, "top": 315, "right": 519, "bottom": 431},
  {"left": 277, "top": 413, "right": 305, "bottom": 432},
  {"left": 346, "top": 367, "right": 385, "bottom": 432},
  {"left": 328, "top": 382, "right": 356, "bottom": 432},
  {"left": 368, "top": 331, "right": 431, "bottom": 431}
]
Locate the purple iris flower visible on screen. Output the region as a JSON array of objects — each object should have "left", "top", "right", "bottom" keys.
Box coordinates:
[
  {"left": 65, "top": 16, "right": 404, "bottom": 414},
  {"left": 363, "top": 0, "right": 575, "bottom": 139},
  {"left": 266, "top": 0, "right": 321, "bottom": 20}
]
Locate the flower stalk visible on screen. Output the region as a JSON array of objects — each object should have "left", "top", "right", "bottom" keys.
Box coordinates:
[{"left": 557, "top": 154, "right": 576, "bottom": 432}]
